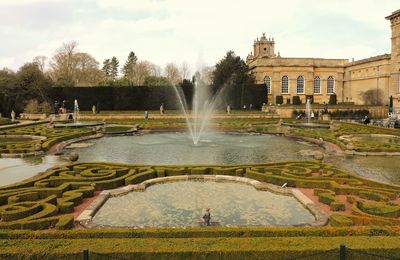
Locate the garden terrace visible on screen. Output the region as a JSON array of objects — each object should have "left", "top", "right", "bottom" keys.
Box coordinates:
[
  {"left": 0, "top": 123, "right": 95, "bottom": 156},
  {"left": 288, "top": 121, "right": 400, "bottom": 153},
  {"left": 0, "top": 161, "right": 399, "bottom": 231}
]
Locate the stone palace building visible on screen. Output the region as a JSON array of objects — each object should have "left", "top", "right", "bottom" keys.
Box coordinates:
[{"left": 246, "top": 9, "right": 400, "bottom": 107}]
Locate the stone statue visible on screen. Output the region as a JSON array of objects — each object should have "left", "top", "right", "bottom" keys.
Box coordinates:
[
  {"left": 202, "top": 208, "right": 211, "bottom": 226},
  {"left": 226, "top": 105, "right": 231, "bottom": 114},
  {"left": 10, "top": 110, "right": 15, "bottom": 121},
  {"left": 92, "top": 105, "right": 96, "bottom": 115},
  {"left": 160, "top": 103, "right": 164, "bottom": 115}
]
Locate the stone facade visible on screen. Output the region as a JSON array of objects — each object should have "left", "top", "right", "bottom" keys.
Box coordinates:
[{"left": 247, "top": 10, "right": 400, "bottom": 107}]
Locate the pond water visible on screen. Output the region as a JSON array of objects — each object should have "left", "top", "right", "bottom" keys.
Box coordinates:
[
  {"left": 92, "top": 181, "right": 315, "bottom": 227},
  {"left": 70, "top": 132, "right": 323, "bottom": 165},
  {"left": 326, "top": 155, "right": 400, "bottom": 184},
  {"left": 0, "top": 156, "right": 64, "bottom": 186}
]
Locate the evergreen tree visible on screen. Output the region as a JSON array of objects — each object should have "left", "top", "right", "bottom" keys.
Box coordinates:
[
  {"left": 212, "top": 51, "right": 254, "bottom": 109},
  {"left": 122, "top": 51, "right": 137, "bottom": 85},
  {"left": 110, "top": 56, "right": 119, "bottom": 80},
  {"left": 102, "top": 59, "right": 111, "bottom": 80}
]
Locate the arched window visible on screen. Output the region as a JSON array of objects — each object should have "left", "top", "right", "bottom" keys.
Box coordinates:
[
  {"left": 327, "top": 76, "right": 335, "bottom": 94},
  {"left": 314, "top": 76, "right": 321, "bottom": 94},
  {"left": 264, "top": 76, "right": 271, "bottom": 94},
  {"left": 297, "top": 76, "right": 304, "bottom": 94},
  {"left": 281, "top": 76, "right": 289, "bottom": 94}
]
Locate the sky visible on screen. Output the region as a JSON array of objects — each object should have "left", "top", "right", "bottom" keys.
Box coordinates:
[{"left": 0, "top": 0, "right": 399, "bottom": 74}]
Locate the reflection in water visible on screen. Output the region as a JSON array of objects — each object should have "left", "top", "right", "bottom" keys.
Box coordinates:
[
  {"left": 326, "top": 155, "right": 400, "bottom": 184},
  {"left": 0, "top": 156, "right": 65, "bottom": 186},
  {"left": 93, "top": 181, "right": 315, "bottom": 227},
  {"left": 71, "top": 132, "right": 324, "bottom": 165}
]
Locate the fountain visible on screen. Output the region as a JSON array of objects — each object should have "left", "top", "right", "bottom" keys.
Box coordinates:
[
  {"left": 73, "top": 99, "right": 80, "bottom": 123},
  {"left": 305, "top": 98, "right": 311, "bottom": 124},
  {"left": 173, "top": 74, "right": 223, "bottom": 145},
  {"left": 54, "top": 99, "right": 105, "bottom": 128},
  {"left": 283, "top": 98, "right": 330, "bottom": 129}
]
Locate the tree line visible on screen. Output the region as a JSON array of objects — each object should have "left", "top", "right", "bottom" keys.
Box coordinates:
[{"left": 0, "top": 42, "right": 255, "bottom": 116}]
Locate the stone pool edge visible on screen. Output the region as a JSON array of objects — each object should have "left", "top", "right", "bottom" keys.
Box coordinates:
[{"left": 76, "top": 175, "right": 329, "bottom": 228}]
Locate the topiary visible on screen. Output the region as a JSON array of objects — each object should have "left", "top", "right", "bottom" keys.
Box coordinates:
[
  {"left": 329, "top": 94, "right": 337, "bottom": 105},
  {"left": 292, "top": 96, "right": 302, "bottom": 105},
  {"left": 275, "top": 96, "right": 283, "bottom": 105}
]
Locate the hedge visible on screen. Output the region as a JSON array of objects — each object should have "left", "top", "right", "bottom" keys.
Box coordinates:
[{"left": 1, "top": 236, "right": 400, "bottom": 260}]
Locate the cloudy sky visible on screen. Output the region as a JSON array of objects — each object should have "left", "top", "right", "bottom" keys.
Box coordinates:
[{"left": 0, "top": 0, "right": 399, "bottom": 74}]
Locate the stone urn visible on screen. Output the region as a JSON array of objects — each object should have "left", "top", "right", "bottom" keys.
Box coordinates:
[
  {"left": 34, "top": 143, "right": 42, "bottom": 152},
  {"left": 346, "top": 143, "right": 354, "bottom": 150},
  {"left": 68, "top": 152, "right": 79, "bottom": 162},
  {"left": 313, "top": 151, "right": 324, "bottom": 161}
]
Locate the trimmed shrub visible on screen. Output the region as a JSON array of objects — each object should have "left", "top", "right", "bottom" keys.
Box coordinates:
[
  {"left": 330, "top": 214, "right": 354, "bottom": 226},
  {"left": 275, "top": 95, "right": 283, "bottom": 105},
  {"left": 292, "top": 96, "right": 301, "bottom": 105},
  {"left": 330, "top": 201, "right": 346, "bottom": 211},
  {"left": 328, "top": 94, "right": 337, "bottom": 105}
]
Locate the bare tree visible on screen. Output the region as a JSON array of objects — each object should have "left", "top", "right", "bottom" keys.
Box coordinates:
[
  {"left": 48, "top": 41, "right": 102, "bottom": 86},
  {"left": 164, "top": 62, "right": 181, "bottom": 85},
  {"left": 361, "top": 89, "right": 385, "bottom": 105},
  {"left": 32, "top": 56, "right": 47, "bottom": 72},
  {"left": 133, "top": 61, "right": 152, "bottom": 85},
  {"left": 180, "top": 61, "right": 191, "bottom": 80},
  {"left": 74, "top": 52, "right": 102, "bottom": 86},
  {"left": 49, "top": 41, "right": 79, "bottom": 85},
  {"left": 149, "top": 63, "right": 162, "bottom": 77},
  {"left": 199, "top": 66, "right": 214, "bottom": 85}
]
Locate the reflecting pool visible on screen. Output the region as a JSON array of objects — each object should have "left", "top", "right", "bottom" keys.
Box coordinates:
[
  {"left": 70, "top": 132, "right": 322, "bottom": 165},
  {"left": 0, "top": 156, "right": 64, "bottom": 186},
  {"left": 92, "top": 181, "right": 315, "bottom": 227}
]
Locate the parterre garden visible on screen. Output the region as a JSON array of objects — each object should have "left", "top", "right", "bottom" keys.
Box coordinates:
[
  {"left": 0, "top": 123, "right": 94, "bottom": 155},
  {"left": 0, "top": 120, "right": 400, "bottom": 259},
  {"left": 1, "top": 161, "right": 399, "bottom": 230}
]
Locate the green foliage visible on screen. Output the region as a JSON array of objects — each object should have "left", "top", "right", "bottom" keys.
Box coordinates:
[
  {"left": 356, "top": 199, "right": 400, "bottom": 218},
  {"left": 122, "top": 51, "right": 138, "bottom": 85},
  {"left": 211, "top": 51, "right": 255, "bottom": 109},
  {"left": 0, "top": 63, "right": 53, "bottom": 115},
  {"left": 292, "top": 96, "right": 301, "bottom": 105},
  {"left": 0, "top": 122, "right": 94, "bottom": 154},
  {"left": 143, "top": 76, "right": 172, "bottom": 87},
  {"left": 329, "top": 94, "right": 337, "bottom": 105},
  {"left": 110, "top": 56, "right": 119, "bottom": 80}
]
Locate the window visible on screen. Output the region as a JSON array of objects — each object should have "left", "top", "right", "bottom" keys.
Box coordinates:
[
  {"left": 296, "top": 76, "right": 304, "bottom": 94},
  {"left": 327, "top": 76, "right": 335, "bottom": 94},
  {"left": 264, "top": 76, "right": 271, "bottom": 94},
  {"left": 314, "top": 76, "right": 321, "bottom": 94},
  {"left": 281, "top": 76, "right": 289, "bottom": 94}
]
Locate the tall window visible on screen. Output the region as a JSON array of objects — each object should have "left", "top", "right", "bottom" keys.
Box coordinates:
[
  {"left": 281, "top": 76, "right": 289, "bottom": 94},
  {"left": 264, "top": 76, "right": 271, "bottom": 94},
  {"left": 314, "top": 76, "right": 321, "bottom": 94},
  {"left": 327, "top": 76, "right": 335, "bottom": 94},
  {"left": 297, "top": 76, "right": 304, "bottom": 93}
]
